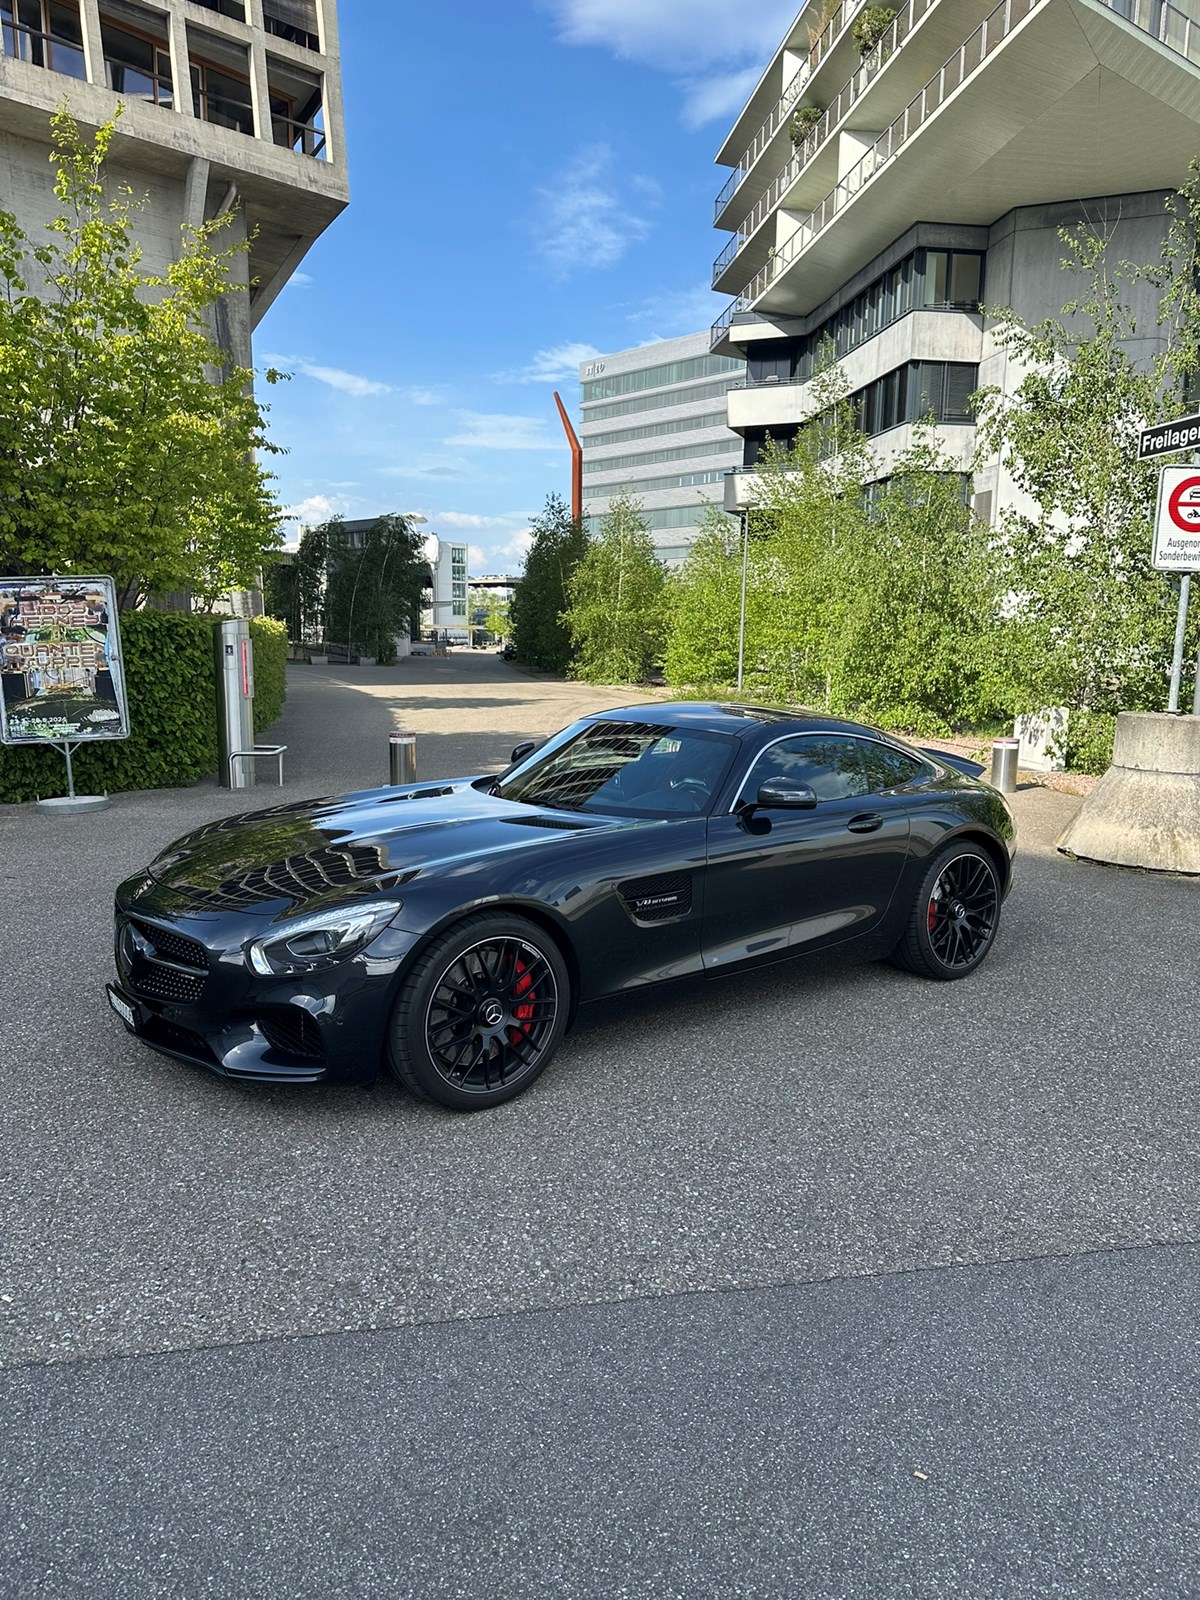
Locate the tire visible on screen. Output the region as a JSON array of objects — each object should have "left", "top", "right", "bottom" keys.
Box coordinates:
[
  {"left": 387, "top": 912, "right": 571, "bottom": 1110},
  {"left": 890, "top": 841, "right": 1002, "bottom": 980}
]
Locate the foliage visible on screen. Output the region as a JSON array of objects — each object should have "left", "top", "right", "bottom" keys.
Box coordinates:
[
  {"left": 481, "top": 594, "right": 510, "bottom": 639},
  {"left": 851, "top": 6, "right": 896, "bottom": 53},
  {"left": 0, "top": 609, "right": 217, "bottom": 802},
  {"left": 293, "top": 523, "right": 329, "bottom": 645},
  {"left": 1058, "top": 710, "right": 1116, "bottom": 777},
  {"left": 790, "top": 106, "right": 824, "bottom": 147},
  {"left": 323, "top": 515, "right": 427, "bottom": 664},
  {"left": 662, "top": 505, "right": 746, "bottom": 689},
  {"left": 0, "top": 108, "right": 283, "bottom": 610},
  {"left": 250, "top": 615, "right": 287, "bottom": 732},
  {"left": 974, "top": 223, "right": 1198, "bottom": 715},
  {"left": 565, "top": 495, "right": 667, "bottom": 684},
  {"left": 509, "top": 494, "right": 587, "bottom": 671},
  {"left": 263, "top": 557, "right": 300, "bottom": 641}
]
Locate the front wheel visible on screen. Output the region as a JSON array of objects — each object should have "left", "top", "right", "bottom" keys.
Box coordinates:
[
  {"left": 388, "top": 912, "right": 570, "bottom": 1110},
  {"left": 890, "top": 842, "right": 1002, "bottom": 980}
]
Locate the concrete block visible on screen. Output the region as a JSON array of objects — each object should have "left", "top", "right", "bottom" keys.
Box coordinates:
[
  {"left": 1057, "top": 711, "right": 1200, "bottom": 874},
  {"left": 1015, "top": 705, "right": 1068, "bottom": 772}
]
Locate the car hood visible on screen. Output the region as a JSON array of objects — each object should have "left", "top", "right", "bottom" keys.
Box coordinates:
[{"left": 145, "top": 779, "right": 615, "bottom": 922}]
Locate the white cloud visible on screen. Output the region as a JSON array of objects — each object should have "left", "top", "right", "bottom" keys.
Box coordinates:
[
  {"left": 285, "top": 271, "right": 314, "bottom": 290},
  {"left": 542, "top": 0, "right": 797, "bottom": 122},
  {"left": 435, "top": 510, "right": 532, "bottom": 530},
  {"left": 297, "top": 362, "right": 393, "bottom": 398},
  {"left": 377, "top": 458, "right": 472, "bottom": 482},
  {"left": 532, "top": 146, "right": 653, "bottom": 277},
  {"left": 281, "top": 491, "right": 352, "bottom": 529},
  {"left": 497, "top": 341, "right": 604, "bottom": 384},
  {"left": 444, "top": 411, "right": 558, "bottom": 451},
  {"left": 626, "top": 281, "right": 726, "bottom": 340}
]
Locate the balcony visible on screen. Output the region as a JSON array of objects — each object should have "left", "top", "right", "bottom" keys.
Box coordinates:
[{"left": 715, "top": 0, "right": 1200, "bottom": 346}]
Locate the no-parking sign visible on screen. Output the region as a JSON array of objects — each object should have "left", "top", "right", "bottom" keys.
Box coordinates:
[{"left": 1152, "top": 467, "right": 1200, "bottom": 571}]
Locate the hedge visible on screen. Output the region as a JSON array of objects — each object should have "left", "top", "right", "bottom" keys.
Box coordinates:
[
  {"left": 250, "top": 616, "right": 287, "bottom": 734},
  {"left": 1, "top": 609, "right": 289, "bottom": 804}
]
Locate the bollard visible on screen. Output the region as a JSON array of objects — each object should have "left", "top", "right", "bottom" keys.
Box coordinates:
[
  {"left": 389, "top": 729, "right": 417, "bottom": 786},
  {"left": 990, "top": 737, "right": 1019, "bottom": 794}
]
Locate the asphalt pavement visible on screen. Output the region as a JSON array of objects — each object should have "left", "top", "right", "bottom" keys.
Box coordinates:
[{"left": 3, "top": 651, "right": 1199, "bottom": 1598}]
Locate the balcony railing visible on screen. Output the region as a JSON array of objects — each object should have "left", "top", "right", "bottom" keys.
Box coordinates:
[
  {"left": 713, "top": 0, "right": 1042, "bottom": 340},
  {"left": 272, "top": 112, "right": 326, "bottom": 158},
  {"left": 1, "top": 19, "right": 85, "bottom": 79},
  {"left": 1097, "top": 0, "right": 1200, "bottom": 62},
  {"left": 714, "top": 70, "right": 807, "bottom": 219}
]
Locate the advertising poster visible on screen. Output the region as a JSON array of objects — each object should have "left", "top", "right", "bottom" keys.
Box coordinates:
[{"left": 0, "top": 576, "right": 130, "bottom": 744}]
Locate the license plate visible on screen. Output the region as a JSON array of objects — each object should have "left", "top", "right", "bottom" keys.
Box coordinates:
[{"left": 107, "top": 987, "right": 137, "bottom": 1029}]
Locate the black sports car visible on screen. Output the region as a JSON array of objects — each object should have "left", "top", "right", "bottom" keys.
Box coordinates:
[{"left": 108, "top": 704, "right": 1016, "bottom": 1110}]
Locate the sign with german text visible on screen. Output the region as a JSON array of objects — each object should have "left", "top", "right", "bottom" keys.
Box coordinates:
[
  {"left": 0, "top": 576, "right": 130, "bottom": 744},
  {"left": 1152, "top": 468, "right": 1200, "bottom": 572},
  {"left": 1139, "top": 413, "right": 1200, "bottom": 460}
]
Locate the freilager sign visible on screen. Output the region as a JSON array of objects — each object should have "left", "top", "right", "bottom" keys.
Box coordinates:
[{"left": 1138, "top": 413, "right": 1200, "bottom": 460}]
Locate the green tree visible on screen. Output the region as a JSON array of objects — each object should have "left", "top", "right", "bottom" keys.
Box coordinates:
[
  {"left": 565, "top": 494, "right": 666, "bottom": 684},
  {"left": 323, "top": 514, "right": 427, "bottom": 664},
  {"left": 263, "top": 556, "right": 300, "bottom": 640},
  {"left": 663, "top": 502, "right": 745, "bottom": 689},
  {"left": 975, "top": 220, "right": 1198, "bottom": 713},
  {"left": 0, "top": 107, "right": 283, "bottom": 609},
  {"left": 509, "top": 493, "right": 586, "bottom": 670},
  {"left": 293, "top": 521, "right": 329, "bottom": 644}
]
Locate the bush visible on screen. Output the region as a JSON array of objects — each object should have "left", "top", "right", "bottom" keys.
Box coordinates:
[
  {"left": 851, "top": 5, "right": 896, "bottom": 53},
  {"left": 790, "top": 106, "right": 823, "bottom": 146},
  {"left": 250, "top": 616, "right": 287, "bottom": 733},
  {"left": 1059, "top": 711, "right": 1116, "bottom": 776},
  {"left": 0, "top": 608, "right": 219, "bottom": 803}
]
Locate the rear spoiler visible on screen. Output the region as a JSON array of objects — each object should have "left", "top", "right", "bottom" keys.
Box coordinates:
[{"left": 919, "top": 747, "right": 985, "bottom": 779}]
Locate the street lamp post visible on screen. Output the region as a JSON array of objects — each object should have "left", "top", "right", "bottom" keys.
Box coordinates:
[{"left": 724, "top": 469, "right": 757, "bottom": 695}]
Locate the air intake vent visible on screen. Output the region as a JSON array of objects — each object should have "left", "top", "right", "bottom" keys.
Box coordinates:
[
  {"left": 618, "top": 872, "right": 692, "bottom": 924},
  {"left": 258, "top": 1008, "right": 324, "bottom": 1062}
]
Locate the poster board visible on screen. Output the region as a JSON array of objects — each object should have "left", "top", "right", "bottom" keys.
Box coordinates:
[{"left": 0, "top": 576, "right": 130, "bottom": 745}]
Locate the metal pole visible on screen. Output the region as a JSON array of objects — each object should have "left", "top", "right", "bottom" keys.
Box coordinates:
[
  {"left": 1193, "top": 621, "right": 1200, "bottom": 716},
  {"left": 389, "top": 729, "right": 416, "bottom": 786},
  {"left": 63, "top": 740, "right": 75, "bottom": 799},
  {"left": 736, "top": 511, "right": 749, "bottom": 693},
  {"left": 1168, "top": 573, "right": 1191, "bottom": 712}
]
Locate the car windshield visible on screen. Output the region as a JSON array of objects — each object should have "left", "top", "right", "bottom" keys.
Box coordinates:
[{"left": 493, "top": 720, "right": 736, "bottom": 817}]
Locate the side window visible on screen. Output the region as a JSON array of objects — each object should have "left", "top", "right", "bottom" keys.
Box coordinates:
[
  {"left": 743, "top": 736, "right": 871, "bottom": 803},
  {"left": 859, "top": 744, "right": 927, "bottom": 793}
]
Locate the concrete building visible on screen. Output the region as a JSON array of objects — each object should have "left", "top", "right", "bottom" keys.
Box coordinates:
[
  {"left": 709, "top": 0, "right": 1200, "bottom": 520},
  {"left": 0, "top": 0, "right": 347, "bottom": 370},
  {"left": 578, "top": 332, "right": 745, "bottom": 564}
]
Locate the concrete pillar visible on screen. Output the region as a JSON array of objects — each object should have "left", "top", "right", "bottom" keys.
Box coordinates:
[
  {"left": 245, "top": 0, "right": 274, "bottom": 146},
  {"left": 166, "top": 7, "right": 195, "bottom": 118},
  {"left": 182, "top": 155, "right": 211, "bottom": 231},
  {"left": 1057, "top": 712, "right": 1200, "bottom": 875},
  {"left": 838, "top": 128, "right": 883, "bottom": 184},
  {"left": 314, "top": 0, "right": 343, "bottom": 166},
  {"left": 78, "top": 0, "right": 104, "bottom": 89}
]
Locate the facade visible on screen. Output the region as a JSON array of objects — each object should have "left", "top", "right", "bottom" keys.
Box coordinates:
[
  {"left": 709, "top": 0, "right": 1200, "bottom": 520},
  {"left": 422, "top": 537, "right": 469, "bottom": 637},
  {"left": 0, "top": 0, "right": 347, "bottom": 370},
  {"left": 578, "top": 332, "right": 745, "bottom": 564}
]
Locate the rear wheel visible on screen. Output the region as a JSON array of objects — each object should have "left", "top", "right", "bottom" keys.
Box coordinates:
[
  {"left": 388, "top": 912, "right": 570, "bottom": 1110},
  {"left": 891, "top": 842, "right": 1001, "bottom": 980}
]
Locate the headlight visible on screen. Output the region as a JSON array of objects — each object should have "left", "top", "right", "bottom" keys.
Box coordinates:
[{"left": 247, "top": 903, "right": 399, "bottom": 977}]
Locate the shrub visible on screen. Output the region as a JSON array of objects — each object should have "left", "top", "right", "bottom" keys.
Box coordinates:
[
  {"left": 790, "top": 106, "right": 824, "bottom": 147},
  {"left": 852, "top": 6, "right": 896, "bottom": 53},
  {"left": 250, "top": 616, "right": 287, "bottom": 733},
  {"left": 1058, "top": 711, "right": 1116, "bottom": 777},
  {"left": 0, "top": 609, "right": 219, "bottom": 803}
]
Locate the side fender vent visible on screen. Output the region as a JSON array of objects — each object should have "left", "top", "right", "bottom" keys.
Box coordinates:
[{"left": 618, "top": 872, "right": 692, "bottom": 925}]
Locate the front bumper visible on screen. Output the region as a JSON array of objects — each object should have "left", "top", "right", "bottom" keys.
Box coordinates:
[{"left": 109, "top": 892, "right": 423, "bottom": 1087}]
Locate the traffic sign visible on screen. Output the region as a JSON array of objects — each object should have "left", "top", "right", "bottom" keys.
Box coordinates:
[
  {"left": 1152, "top": 466, "right": 1200, "bottom": 570},
  {"left": 1139, "top": 412, "right": 1200, "bottom": 460}
]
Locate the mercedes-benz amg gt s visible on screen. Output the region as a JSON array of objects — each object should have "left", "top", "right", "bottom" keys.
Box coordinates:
[{"left": 109, "top": 704, "right": 1016, "bottom": 1110}]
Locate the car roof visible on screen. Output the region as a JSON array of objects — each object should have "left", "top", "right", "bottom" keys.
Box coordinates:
[{"left": 589, "top": 702, "right": 887, "bottom": 740}]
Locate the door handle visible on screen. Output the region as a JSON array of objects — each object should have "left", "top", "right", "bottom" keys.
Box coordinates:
[{"left": 847, "top": 812, "right": 884, "bottom": 833}]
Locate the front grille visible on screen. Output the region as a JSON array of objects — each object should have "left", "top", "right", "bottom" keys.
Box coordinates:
[
  {"left": 122, "top": 918, "right": 208, "bottom": 1004},
  {"left": 141, "top": 1017, "right": 216, "bottom": 1067},
  {"left": 618, "top": 871, "right": 693, "bottom": 924},
  {"left": 258, "top": 1008, "right": 325, "bottom": 1062}
]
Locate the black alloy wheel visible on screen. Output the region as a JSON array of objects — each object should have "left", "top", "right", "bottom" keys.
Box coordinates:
[
  {"left": 891, "top": 843, "right": 1002, "bottom": 980},
  {"left": 388, "top": 912, "right": 570, "bottom": 1109}
]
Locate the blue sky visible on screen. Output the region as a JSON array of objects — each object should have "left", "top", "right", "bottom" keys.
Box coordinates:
[{"left": 256, "top": 0, "right": 797, "bottom": 570}]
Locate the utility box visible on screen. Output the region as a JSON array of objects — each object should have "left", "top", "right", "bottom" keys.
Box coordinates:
[{"left": 214, "top": 618, "right": 255, "bottom": 789}]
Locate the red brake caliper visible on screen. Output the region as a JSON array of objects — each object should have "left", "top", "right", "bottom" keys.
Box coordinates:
[
  {"left": 510, "top": 957, "right": 536, "bottom": 1042},
  {"left": 927, "top": 893, "right": 939, "bottom": 933}
]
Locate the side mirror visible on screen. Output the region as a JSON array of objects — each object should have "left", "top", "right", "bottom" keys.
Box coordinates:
[
  {"left": 741, "top": 778, "right": 818, "bottom": 822},
  {"left": 758, "top": 778, "right": 818, "bottom": 809},
  {"left": 510, "top": 740, "right": 537, "bottom": 764}
]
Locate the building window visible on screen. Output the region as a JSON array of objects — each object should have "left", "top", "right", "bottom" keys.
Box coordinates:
[
  {"left": 191, "top": 0, "right": 245, "bottom": 17},
  {"left": 101, "top": 15, "right": 173, "bottom": 108},
  {"left": 584, "top": 412, "right": 730, "bottom": 450},
  {"left": 582, "top": 353, "right": 743, "bottom": 403},
  {"left": 268, "top": 59, "right": 325, "bottom": 156},
  {"left": 582, "top": 440, "right": 740, "bottom": 475},
  {"left": 190, "top": 55, "right": 254, "bottom": 135},
  {"left": 581, "top": 375, "right": 743, "bottom": 423},
  {"left": 1, "top": 0, "right": 85, "bottom": 78},
  {"left": 263, "top": 0, "right": 319, "bottom": 50}
]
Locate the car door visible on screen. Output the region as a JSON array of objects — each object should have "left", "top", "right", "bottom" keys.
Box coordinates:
[{"left": 702, "top": 733, "right": 913, "bottom": 974}]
